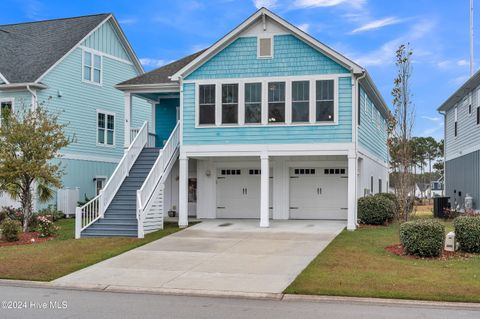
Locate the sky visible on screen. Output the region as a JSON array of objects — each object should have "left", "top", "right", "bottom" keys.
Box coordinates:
[{"left": 1, "top": 0, "right": 476, "bottom": 140}]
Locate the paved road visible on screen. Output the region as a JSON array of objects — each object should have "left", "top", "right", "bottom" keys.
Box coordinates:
[{"left": 0, "top": 286, "right": 478, "bottom": 319}]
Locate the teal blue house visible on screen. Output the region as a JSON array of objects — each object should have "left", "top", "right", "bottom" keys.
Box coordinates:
[
  {"left": 72, "top": 8, "right": 390, "bottom": 238},
  {"left": 0, "top": 14, "right": 152, "bottom": 213}
]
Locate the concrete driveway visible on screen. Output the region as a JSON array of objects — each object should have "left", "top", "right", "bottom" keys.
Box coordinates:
[{"left": 53, "top": 220, "right": 345, "bottom": 294}]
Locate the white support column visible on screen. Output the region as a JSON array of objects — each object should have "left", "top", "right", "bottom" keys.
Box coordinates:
[
  {"left": 124, "top": 92, "right": 132, "bottom": 149},
  {"left": 347, "top": 153, "right": 357, "bottom": 231},
  {"left": 179, "top": 155, "right": 189, "bottom": 228},
  {"left": 260, "top": 153, "right": 270, "bottom": 228}
]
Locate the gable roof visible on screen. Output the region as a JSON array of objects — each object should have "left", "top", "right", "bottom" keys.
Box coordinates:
[
  {"left": 0, "top": 13, "right": 143, "bottom": 85},
  {"left": 117, "top": 49, "right": 207, "bottom": 87},
  {"left": 170, "top": 7, "right": 364, "bottom": 81}
]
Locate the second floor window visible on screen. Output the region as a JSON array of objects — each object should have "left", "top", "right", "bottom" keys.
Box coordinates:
[
  {"left": 245, "top": 83, "right": 262, "bottom": 124},
  {"left": 97, "top": 111, "right": 114, "bottom": 146},
  {"left": 268, "top": 81, "right": 285, "bottom": 123},
  {"left": 292, "top": 81, "right": 310, "bottom": 123},
  {"left": 222, "top": 84, "right": 238, "bottom": 124},
  {"left": 199, "top": 84, "right": 216, "bottom": 125},
  {"left": 83, "top": 50, "right": 102, "bottom": 84},
  {"left": 316, "top": 80, "right": 334, "bottom": 122}
]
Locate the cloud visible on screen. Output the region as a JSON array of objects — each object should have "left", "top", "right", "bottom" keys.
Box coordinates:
[
  {"left": 351, "top": 17, "right": 402, "bottom": 33},
  {"left": 118, "top": 18, "right": 137, "bottom": 25},
  {"left": 297, "top": 23, "right": 310, "bottom": 32},
  {"left": 294, "top": 0, "right": 366, "bottom": 8},
  {"left": 437, "top": 59, "right": 470, "bottom": 69},
  {"left": 451, "top": 75, "right": 469, "bottom": 85},
  {"left": 139, "top": 58, "right": 167, "bottom": 68},
  {"left": 253, "top": 0, "right": 278, "bottom": 9},
  {"left": 421, "top": 115, "right": 441, "bottom": 122},
  {"left": 457, "top": 59, "right": 469, "bottom": 66}
]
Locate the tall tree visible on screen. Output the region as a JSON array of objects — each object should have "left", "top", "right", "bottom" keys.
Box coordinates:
[
  {"left": 389, "top": 43, "right": 415, "bottom": 221},
  {"left": 0, "top": 105, "right": 72, "bottom": 231}
]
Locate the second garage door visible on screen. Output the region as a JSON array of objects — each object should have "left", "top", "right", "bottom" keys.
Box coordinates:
[{"left": 289, "top": 167, "right": 348, "bottom": 220}]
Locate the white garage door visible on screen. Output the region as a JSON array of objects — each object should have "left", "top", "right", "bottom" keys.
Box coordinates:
[
  {"left": 289, "top": 167, "right": 348, "bottom": 220},
  {"left": 216, "top": 168, "right": 272, "bottom": 218}
]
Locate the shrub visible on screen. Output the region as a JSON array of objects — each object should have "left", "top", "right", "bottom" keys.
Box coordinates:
[
  {"left": 400, "top": 219, "right": 445, "bottom": 257},
  {"left": 0, "top": 206, "right": 23, "bottom": 223},
  {"left": 36, "top": 205, "right": 65, "bottom": 221},
  {"left": 375, "top": 193, "right": 400, "bottom": 215},
  {"left": 36, "top": 215, "right": 59, "bottom": 238},
  {"left": 454, "top": 216, "right": 480, "bottom": 253},
  {"left": 0, "top": 219, "right": 21, "bottom": 242},
  {"left": 358, "top": 195, "right": 396, "bottom": 225}
]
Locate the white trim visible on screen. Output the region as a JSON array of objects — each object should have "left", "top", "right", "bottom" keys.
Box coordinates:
[
  {"left": 193, "top": 75, "right": 342, "bottom": 128},
  {"left": 96, "top": 109, "right": 116, "bottom": 147},
  {"left": 58, "top": 153, "right": 120, "bottom": 163},
  {"left": 0, "top": 97, "right": 14, "bottom": 128},
  {"left": 171, "top": 8, "right": 362, "bottom": 81},
  {"left": 445, "top": 142, "right": 480, "bottom": 161},
  {"left": 79, "top": 45, "right": 133, "bottom": 65},
  {"left": 82, "top": 48, "right": 103, "bottom": 86},
  {"left": 357, "top": 146, "right": 389, "bottom": 169},
  {"left": 0, "top": 72, "right": 9, "bottom": 84},
  {"left": 36, "top": 15, "right": 143, "bottom": 83}
]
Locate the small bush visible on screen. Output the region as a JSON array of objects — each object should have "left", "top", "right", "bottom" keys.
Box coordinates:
[
  {"left": 400, "top": 219, "right": 445, "bottom": 257},
  {"left": 454, "top": 216, "right": 480, "bottom": 253},
  {"left": 36, "top": 205, "right": 65, "bottom": 221},
  {"left": 36, "top": 215, "right": 59, "bottom": 238},
  {"left": 358, "top": 195, "right": 396, "bottom": 225},
  {"left": 1, "top": 219, "right": 21, "bottom": 242},
  {"left": 375, "top": 193, "right": 400, "bottom": 215},
  {"left": 0, "top": 206, "right": 23, "bottom": 224}
]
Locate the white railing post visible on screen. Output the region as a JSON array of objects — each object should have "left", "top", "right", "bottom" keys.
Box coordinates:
[
  {"left": 99, "top": 190, "right": 105, "bottom": 218},
  {"left": 75, "top": 207, "right": 82, "bottom": 239}
]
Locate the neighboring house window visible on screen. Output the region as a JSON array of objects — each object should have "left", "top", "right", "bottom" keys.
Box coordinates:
[
  {"left": 370, "top": 176, "right": 374, "bottom": 194},
  {"left": 97, "top": 111, "right": 115, "bottom": 146},
  {"left": 291, "top": 80, "right": 309, "bottom": 122},
  {"left": 469, "top": 104, "right": 472, "bottom": 115},
  {"left": 268, "top": 82, "right": 285, "bottom": 123},
  {"left": 0, "top": 98, "right": 13, "bottom": 127},
  {"left": 258, "top": 37, "right": 273, "bottom": 58},
  {"left": 222, "top": 84, "right": 238, "bottom": 124},
  {"left": 316, "top": 80, "right": 334, "bottom": 122},
  {"left": 477, "top": 106, "right": 480, "bottom": 125},
  {"left": 83, "top": 50, "right": 102, "bottom": 84},
  {"left": 245, "top": 82, "right": 262, "bottom": 124},
  {"left": 454, "top": 107, "right": 458, "bottom": 137},
  {"left": 199, "top": 84, "right": 216, "bottom": 125},
  {"left": 378, "top": 179, "right": 382, "bottom": 193}
]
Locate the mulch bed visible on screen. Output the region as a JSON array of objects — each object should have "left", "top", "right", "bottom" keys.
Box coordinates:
[
  {"left": 0, "top": 232, "right": 54, "bottom": 247},
  {"left": 385, "top": 244, "right": 469, "bottom": 260}
]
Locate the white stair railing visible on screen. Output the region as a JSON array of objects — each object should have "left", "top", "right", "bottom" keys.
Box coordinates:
[
  {"left": 136, "top": 123, "right": 180, "bottom": 238},
  {"left": 75, "top": 121, "right": 149, "bottom": 239}
]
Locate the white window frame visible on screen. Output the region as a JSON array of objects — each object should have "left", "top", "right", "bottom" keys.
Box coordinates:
[
  {"left": 94, "top": 176, "right": 107, "bottom": 196},
  {"left": 82, "top": 49, "right": 103, "bottom": 86},
  {"left": 0, "top": 97, "right": 14, "bottom": 127},
  {"left": 96, "top": 109, "right": 116, "bottom": 147},
  {"left": 193, "top": 74, "right": 340, "bottom": 128},
  {"left": 257, "top": 37, "right": 274, "bottom": 59}
]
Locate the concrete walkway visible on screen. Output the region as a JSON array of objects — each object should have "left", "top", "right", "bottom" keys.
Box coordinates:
[{"left": 53, "top": 220, "right": 345, "bottom": 294}]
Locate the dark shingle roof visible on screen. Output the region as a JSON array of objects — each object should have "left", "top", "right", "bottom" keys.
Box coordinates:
[
  {"left": 0, "top": 13, "right": 110, "bottom": 84},
  {"left": 118, "top": 49, "right": 207, "bottom": 86}
]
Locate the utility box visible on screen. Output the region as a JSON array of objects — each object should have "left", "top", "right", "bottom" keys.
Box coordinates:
[
  {"left": 445, "top": 231, "right": 456, "bottom": 252},
  {"left": 433, "top": 197, "right": 450, "bottom": 218}
]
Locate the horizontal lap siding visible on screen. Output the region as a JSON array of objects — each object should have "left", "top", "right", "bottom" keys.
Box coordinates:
[
  {"left": 0, "top": 91, "right": 31, "bottom": 113},
  {"left": 183, "top": 77, "right": 352, "bottom": 144},
  {"left": 183, "top": 34, "right": 352, "bottom": 145},
  {"left": 358, "top": 86, "right": 388, "bottom": 162}
]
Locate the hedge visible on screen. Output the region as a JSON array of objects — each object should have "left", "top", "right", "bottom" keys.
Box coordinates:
[
  {"left": 375, "top": 193, "right": 400, "bottom": 215},
  {"left": 1, "top": 219, "right": 21, "bottom": 242},
  {"left": 454, "top": 216, "right": 480, "bottom": 253},
  {"left": 400, "top": 219, "right": 445, "bottom": 257},
  {"left": 358, "top": 195, "right": 396, "bottom": 225}
]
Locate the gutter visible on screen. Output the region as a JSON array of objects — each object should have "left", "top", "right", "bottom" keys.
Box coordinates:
[
  {"left": 26, "top": 85, "right": 37, "bottom": 109},
  {"left": 0, "top": 82, "right": 47, "bottom": 90}
]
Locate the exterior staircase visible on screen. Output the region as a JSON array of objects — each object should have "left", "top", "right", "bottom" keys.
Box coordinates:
[{"left": 81, "top": 148, "right": 160, "bottom": 237}]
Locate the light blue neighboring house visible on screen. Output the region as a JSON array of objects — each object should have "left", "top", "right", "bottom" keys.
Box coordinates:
[
  {"left": 70, "top": 8, "right": 390, "bottom": 238},
  {"left": 0, "top": 14, "right": 152, "bottom": 213}
]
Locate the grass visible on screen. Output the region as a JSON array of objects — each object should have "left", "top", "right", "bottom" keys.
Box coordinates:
[
  {"left": 285, "top": 215, "right": 480, "bottom": 302},
  {"left": 0, "top": 219, "right": 182, "bottom": 281}
]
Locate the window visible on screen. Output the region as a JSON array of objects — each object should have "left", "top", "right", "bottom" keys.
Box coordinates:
[
  {"left": 378, "top": 179, "right": 382, "bottom": 193},
  {"left": 469, "top": 104, "right": 472, "bottom": 115},
  {"left": 454, "top": 107, "right": 458, "bottom": 137},
  {"left": 245, "top": 83, "right": 262, "bottom": 124},
  {"left": 316, "top": 80, "right": 334, "bottom": 122},
  {"left": 97, "top": 111, "right": 115, "bottom": 146},
  {"left": 199, "top": 84, "right": 216, "bottom": 125},
  {"left": 95, "top": 177, "right": 106, "bottom": 196},
  {"left": 258, "top": 37, "right": 272, "bottom": 58},
  {"left": 292, "top": 81, "right": 310, "bottom": 122},
  {"left": 294, "top": 168, "right": 316, "bottom": 175},
  {"left": 324, "top": 168, "right": 346, "bottom": 175},
  {"left": 220, "top": 169, "right": 241, "bottom": 175},
  {"left": 370, "top": 176, "right": 374, "bottom": 194},
  {"left": 222, "top": 84, "right": 238, "bottom": 124},
  {"left": 268, "top": 82, "right": 285, "bottom": 123},
  {"left": 0, "top": 98, "right": 13, "bottom": 127},
  {"left": 83, "top": 50, "right": 102, "bottom": 84},
  {"left": 477, "top": 106, "right": 480, "bottom": 125}
]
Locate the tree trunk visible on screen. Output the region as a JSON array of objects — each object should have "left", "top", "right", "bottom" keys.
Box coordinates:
[{"left": 20, "top": 181, "right": 33, "bottom": 232}]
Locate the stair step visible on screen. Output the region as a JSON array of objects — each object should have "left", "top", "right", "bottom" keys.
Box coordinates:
[
  {"left": 104, "top": 213, "right": 137, "bottom": 219},
  {"left": 89, "top": 223, "right": 137, "bottom": 231},
  {"left": 81, "top": 230, "right": 137, "bottom": 237}
]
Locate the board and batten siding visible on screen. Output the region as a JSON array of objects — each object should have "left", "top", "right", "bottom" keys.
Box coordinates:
[
  {"left": 445, "top": 149, "right": 480, "bottom": 208},
  {"left": 358, "top": 86, "right": 388, "bottom": 162},
  {"left": 82, "top": 19, "right": 130, "bottom": 61},
  {"left": 444, "top": 89, "right": 480, "bottom": 161},
  {"left": 182, "top": 34, "right": 352, "bottom": 145}
]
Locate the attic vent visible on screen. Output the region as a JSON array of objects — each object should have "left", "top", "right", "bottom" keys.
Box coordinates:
[{"left": 258, "top": 37, "right": 272, "bottom": 58}]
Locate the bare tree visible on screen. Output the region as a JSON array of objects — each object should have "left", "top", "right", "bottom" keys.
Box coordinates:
[{"left": 389, "top": 43, "right": 416, "bottom": 221}]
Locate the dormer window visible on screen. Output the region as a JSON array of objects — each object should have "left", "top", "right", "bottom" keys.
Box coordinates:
[{"left": 258, "top": 37, "right": 273, "bottom": 58}]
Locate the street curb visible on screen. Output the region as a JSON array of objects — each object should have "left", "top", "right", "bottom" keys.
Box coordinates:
[{"left": 283, "top": 294, "right": 480, "bottom": 310}]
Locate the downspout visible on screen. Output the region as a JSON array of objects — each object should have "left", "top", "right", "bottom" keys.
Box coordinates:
[{"left": 26, "top": 85, "right": 37, "bottom": 110}]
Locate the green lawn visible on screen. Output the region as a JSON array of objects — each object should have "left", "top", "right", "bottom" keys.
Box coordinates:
[
  {"left": 285, "top": 220, "right": 480, "bottom": 302},
  {"left": 0, "top": 219, "right": 182, "bottom": 281}
]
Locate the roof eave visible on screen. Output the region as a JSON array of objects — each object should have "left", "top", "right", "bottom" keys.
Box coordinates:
[
  {"left": 0, "top": 72, "right": 9, "bottom": 84},
  {"left": 359, "top": 71, "right": 390, "bottom": 117},
  {"left": 115, "top": 82, "right": 180, "bottom": 92},
  {"left": 0, "top": 82, "right": 48, "bottom": 90},
  {"left": 171, "top": 7, "right": 363, "bottom": 81},
  {"left": 437, "top": 70, "right": 480, "bottom": 112}
]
